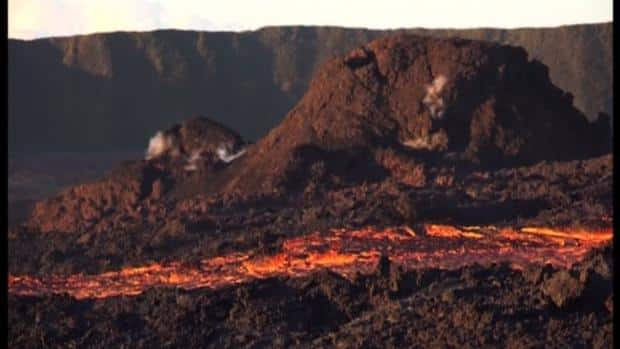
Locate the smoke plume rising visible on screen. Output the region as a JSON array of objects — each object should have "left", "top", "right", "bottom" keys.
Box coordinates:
[
  {"left": 145, "top": 131, "right": 176, "bottom": 160},
  {"left": 423, "top": 75, "right": 448, "bottom": 119},
  {"left": 216, "top": 144, "right": 247, "bottom": 163}
]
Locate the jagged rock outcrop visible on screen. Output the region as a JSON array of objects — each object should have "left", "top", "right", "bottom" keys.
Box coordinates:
[
  {"left": 23, "top": 35, "right": 612, "bottom": 235},
  {"left": 221, "top": 35, "right": 610, "bottom": 197},
  {"left": 8, "top": 31, "right": 614, "bottom": 349},
  {"left": 27, "top": 116, "right": 246, "bottom": 233},
  {"left": 8, "top": 23, "right": 612, "bottom": 152}
]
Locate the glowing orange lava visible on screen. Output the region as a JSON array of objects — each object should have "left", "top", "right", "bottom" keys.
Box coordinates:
[{"left": 8, "top": 224, "right": 612, "bottom": 299}]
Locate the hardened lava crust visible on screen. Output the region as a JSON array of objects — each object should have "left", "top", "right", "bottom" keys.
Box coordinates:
[
  {"left": 8, "top": 246, "right": 613, "bottom": 348},
  {"left": 8, "top": 34, "right": 614, "bottom": 348}
]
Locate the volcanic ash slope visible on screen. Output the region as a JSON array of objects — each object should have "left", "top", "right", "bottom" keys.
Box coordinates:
[
  {"left": 26, "top": 117, "right": 247, "bottom": 234},
  {"left": 18, "top": 35, "right": 612, "bottom": 259},
  {"left": 221, "top": 34, "right": 610, "bottom": 199}
]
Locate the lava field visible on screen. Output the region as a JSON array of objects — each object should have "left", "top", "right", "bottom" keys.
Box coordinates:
[{"left": 8, "top": 34, "right": 614, "bottom": 348}]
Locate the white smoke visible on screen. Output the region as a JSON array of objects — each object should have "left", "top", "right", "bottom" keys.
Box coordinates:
[
  {"left": 423, "top": 75, "right": 448, "bottom": 119},
  {"left": 145, "top": 131, "right": 176, "bottom": 160},
  {"left": 146, "top": 131, "right": 246, "bottom": 170},
  {"left": 216, "top": 144, "right": 247, "bottom": 163},
  {"left": 184, "top": 144, "right": 246, "bottom": 172}
]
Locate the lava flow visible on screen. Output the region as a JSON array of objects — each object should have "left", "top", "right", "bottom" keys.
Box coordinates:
[{"left": 9, "top": 224, "right": 612, "bottom": 300}]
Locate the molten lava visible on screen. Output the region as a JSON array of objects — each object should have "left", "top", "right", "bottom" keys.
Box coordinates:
[{"left": 9, "top": 224, "right": 612, "bottom": 300}]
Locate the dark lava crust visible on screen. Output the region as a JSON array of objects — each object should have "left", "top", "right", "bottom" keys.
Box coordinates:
[
  {"left": 8, "top": 246, "right": 613, "bottom": 348},
  {"left": 8, "top": 34, "right": 614, "bottom": 348},
  {"left": 8, "top": 153, "right": 612, "bottom": 276}
]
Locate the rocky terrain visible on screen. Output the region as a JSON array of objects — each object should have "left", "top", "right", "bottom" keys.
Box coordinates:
[
  {"left": 8, "top": 22, "right": 612, "bottom": 226},
  {"left": 8, "top": 34, "right": 613, "bottom": 348},
  {"left": 11, "top": 34, "right": 612, "bottom": 273},
  {"left": 9, "top": 23, "right": 612, "bottom": 152},
  {"left": 8, "top": 152, "right": 141, "bottom": 227},
  {"left": 8, "top": 246, "right": 613, "bottom": 348}
]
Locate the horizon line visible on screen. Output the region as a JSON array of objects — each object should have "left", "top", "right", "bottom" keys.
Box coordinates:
[{"left": 9, "top": 20, "right": 613, "bottom": 41}]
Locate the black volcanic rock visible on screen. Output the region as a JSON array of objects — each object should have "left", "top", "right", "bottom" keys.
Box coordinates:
[
  {"left": 541, "top": 270, "right": 584, "bottom": 308},
  {"left": 8, "top": 245, "right": 613, "bottom": 348}
]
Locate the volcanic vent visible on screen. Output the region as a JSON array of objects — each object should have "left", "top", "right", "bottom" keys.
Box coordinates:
[
  {"left": 8, "top": 34, "right": 614, "bottom": 347},
  {"left": 14, "top": 35, "right": 612, "bottom": 269},
  {"left": 22, "top": 35, "right": 612, "bottom": 236},
  {"left": 221, "top": 34, "right": 610, "bottom": 198},
  {"left": 26, "top": 116, "right": 247, "bottom": 234}
]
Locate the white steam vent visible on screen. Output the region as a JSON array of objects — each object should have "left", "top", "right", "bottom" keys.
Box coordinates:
[
  {"left": 423, "top": 75, "right": 448, "bottom": 119},
  {"left": 145, "top": 131, "right": 176, "bottom": 160},
  {"left": 216, "top": 144, "right": 247, "bottom": 163},
  {"left": 184, "top": 144, "right": 246, "bottom": 172},
  {"left": 146, "top": 130, "right": 246, "bottom": 170}
]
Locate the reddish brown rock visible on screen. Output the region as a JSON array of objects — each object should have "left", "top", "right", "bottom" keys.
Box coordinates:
[
  {"left": 542, "top": 270, "right": 584, "bottom": 308},
  {"left": 26, "top": 116, "right": 246, "bottom": 233},
  {"left": 22, "top": 35, "right": 611, "bottom": 235},
  {"left": 221, "top": 35, "right": 609, "bottom": 197}
]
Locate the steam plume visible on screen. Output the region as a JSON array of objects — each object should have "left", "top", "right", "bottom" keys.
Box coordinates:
[
  {"left": 423, "top": 75, "right": 448, "bottom": 119},
  {"left": 145, "top": 131, "right": 176, "bottom": 160},
  {"left": 145, "top": 130, "right": 246, "bottom": 170},
  {"left": 184, "top": 144, "right": 246, "bottom": 172},
  {"left": 216, "top": 144, "right": 246, "bottom": 163}
]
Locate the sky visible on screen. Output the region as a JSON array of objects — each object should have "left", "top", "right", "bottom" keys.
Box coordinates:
[{"left": 9, "top": 0, "right": 613, "bottom": 40}]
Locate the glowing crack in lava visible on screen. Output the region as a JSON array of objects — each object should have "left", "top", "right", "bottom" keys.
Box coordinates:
[{"left": 9, "top": 224, "right": 612, "bottom": 300}]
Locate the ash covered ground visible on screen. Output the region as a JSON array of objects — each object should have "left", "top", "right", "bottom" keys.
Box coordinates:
[{"left": 8, "top": 35, "right": 614, "bottom": 348}]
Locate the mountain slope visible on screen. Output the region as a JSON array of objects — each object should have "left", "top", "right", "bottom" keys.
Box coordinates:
[
  {"left": 220, "top": 34, "right": 611, "bottom": 198},
  {"left": 8, "top": 23, "right": 612, "bottom": 152},
  {"left": 23, "top": 35, "right": 611, "bottom": 238}
]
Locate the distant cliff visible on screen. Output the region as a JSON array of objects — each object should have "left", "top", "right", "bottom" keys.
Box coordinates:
[{"left": 8, "top": 23, "right": 612, "bottom": 152}]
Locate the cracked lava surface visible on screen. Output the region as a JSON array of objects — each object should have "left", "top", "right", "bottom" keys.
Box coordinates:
[{"left": 8, "top": 224, "right": 612, "bottom": 300}]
